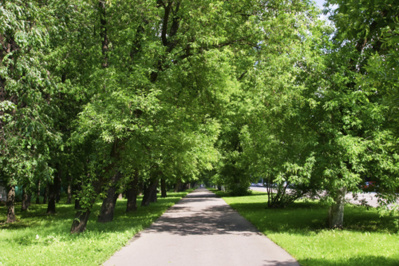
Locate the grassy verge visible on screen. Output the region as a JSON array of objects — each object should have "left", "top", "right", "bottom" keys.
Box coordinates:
[
  {"left": 213, "top": 190, "right": 399, "bottom": 266},
  {"left": 0, "top": 191, "right": 191, "bottom": 265}
]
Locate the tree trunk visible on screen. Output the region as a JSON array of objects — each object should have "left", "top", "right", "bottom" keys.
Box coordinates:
[
  {"left": 328, "top": 187, "right": 347, "bottom": 229},
  {"left": 6, "top": 185, "right": 16, "bottom": 223},
  {"left": 28, "top": 194, "right": 32, "bottom": 207},
  {"left": 71, "top": 1, "right": 112, "bottom": 232},
  {"left": 126, "top": 171, "right": 139, "bottom": 212},
  {"left": 141, "top": 176, "right": 159, "bottom": 207},
  {"left": 149, "top": 183, "right": 158, "bottom": 203},
  {"left": 47, "top": 169, "right": 61, "bottom": 214},
  {"left": 36, "top": 180, "right": 40, "bottom": 204},
  {"left": 174, "top": 179, "right": 181, "bottom": 192},
  {"left": 70, "top": 200, "right": 92, "bottom": 234},
  {"left": 98, "top": 171, "right": 122, "bottom": 223},
  {"left": 42, "top": 184, "right": 48, "bottom": 204},
  {"left": 161, "top": 178, "right": 167, "bottom": 198},
  {"left": 21, "top": 188, "right": 30, "bottom": 211},
  {"left": 67, "top": 176, "right": 72, "bottom": 204}
]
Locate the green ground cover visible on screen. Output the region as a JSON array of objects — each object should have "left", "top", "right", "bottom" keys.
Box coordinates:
[
  {"left": 215, "top": 190, "right": 399, "bottom": 266},
  {"left": 0, "top": 191, "right": 190, "bottom": 265}
]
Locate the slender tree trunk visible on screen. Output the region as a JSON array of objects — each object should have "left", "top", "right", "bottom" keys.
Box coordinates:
[
  {"left": 36, "top": 180, "right": 40, "bottom": 204},
  {"left": 126, "top": 171, "right": 139, "bottom": 212},
  {"left": 21, "top": 188, "right": 30, "bottom": 211},
  {"left": 328, "top": 187, "right": 347, "bottom": 229},
  {"left": 161, "top": 178, "right": 167, "bottom": 198},
  {"left": 56, "top": 182, "right": 61, "bottom": 203},
  {"left": 67, "top": 176, "right": 72, "bottom": 204},
  {"left": 6, "top": 185, "right": 16, "bottom": 223},
  {"left": 42, "top": 183, "right": 48, "bottom": 204},
  {"left": 98, "top": 171, "right": 122, "bottom": 223},
  {"left": 28, "top": 194, "right": 31, "bottom": 207},
  {"left": 47, "top": 167, "right": 61, "bottom": 214}
]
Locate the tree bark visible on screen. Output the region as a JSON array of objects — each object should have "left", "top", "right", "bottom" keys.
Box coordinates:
[
  {"left": 149, "top": 182, "right": 158, "bottom": 203},
  {"left": 98, "top": 171, "right": 122, "bottom": 223},
  {"left": 42, "top": 183, "right": 48, "bottom": 204},
  {"left": 174, "top": 179, "right": 181, "bottom": 192},
  {"left": 70, "top": 200, "right": 92, "bottom": 234},
  {"left": 67, "top": 176, "right": 72, "bottom": 204},
  {"left": 47, "top": 168, "right": 61, "bottom": 214},
  {"left": 126, "top": 171, "right": 139, "bottom": 212},
  {"left": 21, "top": 188, "right": 30, "bottom": 211},
  {"left": 36, "top": 180, "right": 40, "bottom": 204},
  {"left": 6, "top": 185, "right": 16, "bottom": 223},
  {"left": 141, "top": 176, "right": 159, "bottom": 207},
  {"left": 161, "top": 178, "right": 167, "bottom": 198},
  {"left": 328, "top": 187, "right": 347, "bottom": 229}
]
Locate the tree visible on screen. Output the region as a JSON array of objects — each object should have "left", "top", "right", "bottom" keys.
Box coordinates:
[
  {"left": 309, "top": 0, "right": 399, "bottom": 228},
  {"left": 0, "top": 0, "right": 61, "bottom": 222},
  {"left": 69, "top": 0, "right": 266, "bottom": 231}
]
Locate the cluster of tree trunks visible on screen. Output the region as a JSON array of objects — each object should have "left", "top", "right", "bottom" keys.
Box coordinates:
[{"left": 141, "top": 175, "right": 159, "bottom": 207}]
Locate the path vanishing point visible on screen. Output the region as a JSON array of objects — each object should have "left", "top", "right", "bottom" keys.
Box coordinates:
[{"left": 104, "top": 188, "right": 299, "bottom": 266}]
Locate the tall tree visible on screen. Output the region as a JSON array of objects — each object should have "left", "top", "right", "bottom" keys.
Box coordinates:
[{"left": 0, "top": 0, "right": 61, "bottom": 222}]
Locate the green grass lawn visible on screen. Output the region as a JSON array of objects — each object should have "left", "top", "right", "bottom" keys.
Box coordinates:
[
  {"left": 214, "top": 190, "right": 399, "bottom": 266},
  {"left": 0, "top": 191, "right": 190, "bottom": 266}
]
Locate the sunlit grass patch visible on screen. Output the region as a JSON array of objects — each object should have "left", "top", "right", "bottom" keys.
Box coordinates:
[
  {"left": 218, "top": 191, "right": 399, "bottom": 266},
  {"left": 0, "top": 191, "right": 190, "bottom": 265}
]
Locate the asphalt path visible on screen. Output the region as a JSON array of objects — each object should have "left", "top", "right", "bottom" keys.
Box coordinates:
[{"left": 103, "top": 188, "right": 299, "bottom": 266}]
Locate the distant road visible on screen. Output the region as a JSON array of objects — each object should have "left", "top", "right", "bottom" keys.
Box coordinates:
[{"left": 249, "top": 186, "right": 398, "bottom": 208}]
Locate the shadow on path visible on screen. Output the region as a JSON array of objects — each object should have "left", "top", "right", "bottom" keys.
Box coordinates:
[{"left": 104, "top": 188, "right": 299, "bottom": 266}]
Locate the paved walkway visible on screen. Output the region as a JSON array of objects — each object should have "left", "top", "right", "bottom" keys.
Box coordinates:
[{"left": 104, "top": 188, "right": 299, "bottom": 266}]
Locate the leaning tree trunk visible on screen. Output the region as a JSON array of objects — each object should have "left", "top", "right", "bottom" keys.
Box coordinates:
[
  {"left": 47, "top": 168, "right": 61, "bottom": 214},
  {"left": 98, "top": 171, "right": 122, "bottom": 223},
  {"left": 328, "top": 187, "right": 347, "bottom": 229},
  {"left": 141, "top": 176, "right": 159, "bottom": 207},
  {"left": 161, "top": 178, "right": 167, "bottom": 198},
  {"left": 6, "top": 185, "right": 16, "bottom": 223},
  {"left": 70, "top": 200, "right": 92, "bottom": 233},
  {"left": 126, "top": 171, "right": 140, "bottom": 212}
]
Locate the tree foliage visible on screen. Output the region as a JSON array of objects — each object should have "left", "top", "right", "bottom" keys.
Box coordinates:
[{"left": 1, "top": 0, "right": 398, "bottom": 231}]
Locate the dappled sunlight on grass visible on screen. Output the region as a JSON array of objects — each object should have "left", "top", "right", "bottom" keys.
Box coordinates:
[
  {"left": 0, "top": 191, "right": 190, "bottom": 265},
  {"left": 221, "top": 192, "right": 399, "bottom": 266}
]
